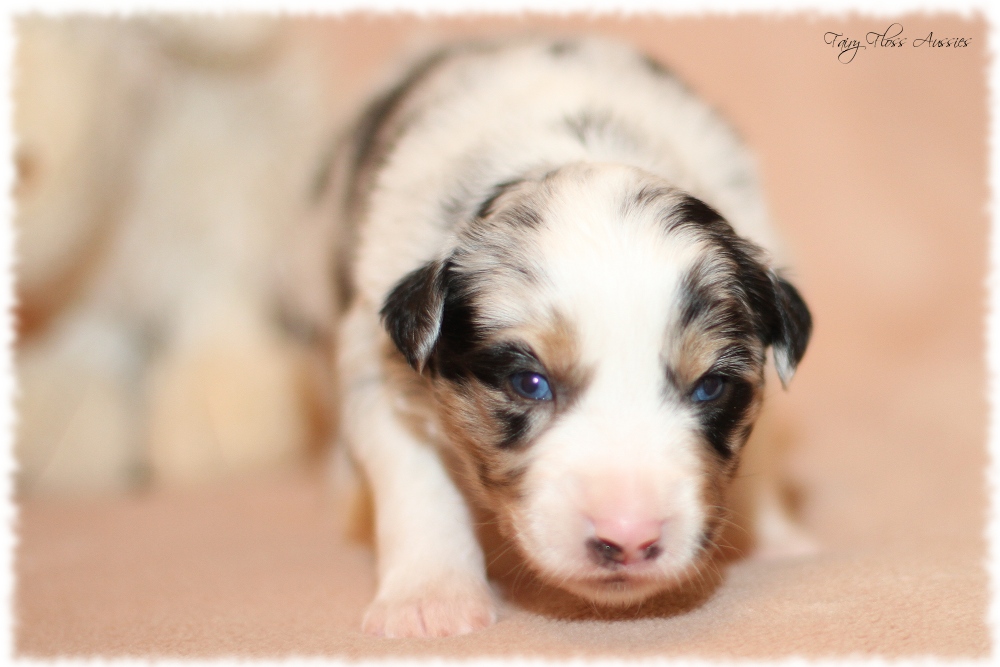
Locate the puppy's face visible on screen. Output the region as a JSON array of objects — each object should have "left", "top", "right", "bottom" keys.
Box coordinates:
[{"left": 381, "top": 164, "right": 811, "bottom": 605}]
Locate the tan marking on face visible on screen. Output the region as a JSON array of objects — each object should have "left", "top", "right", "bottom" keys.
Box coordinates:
[
  {"left": 671, "top": 328, "right": 729, "bottom": 388},
  {"left": 509, "top": 310, "right": 592, "bottom": 409},
  {"left": 430, "top": 308, "right": 590, "bottom": 517},
  {"left": 665, "top": 287, "right": 767, "bottom": 390},
  {"left": 664, "top": 293, "right": 768, "bottom": 480}
]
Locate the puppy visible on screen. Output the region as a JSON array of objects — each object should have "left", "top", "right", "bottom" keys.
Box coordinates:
[{"left": 330, "top": 37, "right": 812, "bottom": 638}]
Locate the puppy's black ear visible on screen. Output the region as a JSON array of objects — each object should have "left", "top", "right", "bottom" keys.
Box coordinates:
[
  {"left": 767, "top": 273, "right": 812, "bottom": 387},
  {"left": 379, "top": 260, "right": 448, "bottom": 372}
]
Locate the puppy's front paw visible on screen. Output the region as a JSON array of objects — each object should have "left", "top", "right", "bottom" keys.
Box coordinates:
[{"left": 362, "top": 575, "right": 496, "bottom": 638}]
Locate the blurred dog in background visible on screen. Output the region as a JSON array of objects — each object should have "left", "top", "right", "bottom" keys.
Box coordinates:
[{"left": 13, "top": 16, "right": 342, "bottom": 495}]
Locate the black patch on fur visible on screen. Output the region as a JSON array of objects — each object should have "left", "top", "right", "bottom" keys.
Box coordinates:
[
  {"left": 433, "top": 286, "right": 553, "bottom": 451},
  {"left": 667, "top": 195, "right": 812, "bottom": 374},
  {"left": 351, "top": 49, "right": 448, "bottom": 169},
  {"left": 493, "top": 407, "right": 532, "bottom": 449},
  {"left": 345, "top": 48, "right": 452, "bottom": 214},
  {"left": 683, "top": 274, "right": 760, "bottom": 347},
  {"left": 442, "top": 335, "right": 575, "bottom": 451},
  {"left": 444, "top": 340, "right": 540, "bottom": 388},
  {"left": 771, "top": 275, "right": 812, "bottom": 370},
  {"left": 677, "top": 260, "right": 759, "bottom": 347},
  {"left": 693, "top": 377, "right": 755, "bottom": 460},
  {"left": 383, "top": 255, "right": 544, "bottom": 380},
  {"left": 380, "top": 260, "right": 447, "bottom": 371},
  {"left": 431, "top": 268, "right": 487, "bottom": 379},
  {"left": 430, "top": 250, "right": 539, "bottom": 379},
  {"left": 346, "top": 42, "right": 508, "bottom": 218},
  {"left": 670, "top": 194, "right": 727, "bottom": 229}
]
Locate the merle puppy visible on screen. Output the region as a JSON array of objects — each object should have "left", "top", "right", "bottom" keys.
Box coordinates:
[{"left": 329, "top": 37, "right": 812, "bottom": 637}]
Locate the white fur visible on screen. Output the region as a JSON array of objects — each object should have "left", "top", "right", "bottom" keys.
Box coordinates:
[{"left": 503, "top": 171, "right": 709, "bottom": 600}]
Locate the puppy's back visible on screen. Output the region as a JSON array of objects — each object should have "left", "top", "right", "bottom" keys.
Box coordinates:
[{"left": 341, "top": 37, "right": 779, "bottom": 307}]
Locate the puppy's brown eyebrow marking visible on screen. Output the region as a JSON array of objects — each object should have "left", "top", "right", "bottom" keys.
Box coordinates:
[
  {"left": 663, "top": 339, "right": 758, "bottom": 395},
  {"left": 534, "top": 310, "right": 592, "bottom": 413},
  {"left": 666, "top": 257, "right": 765, "bottom": 395},
  {"left": 436, "top": 303, "right": 592, "bottom": 458}
]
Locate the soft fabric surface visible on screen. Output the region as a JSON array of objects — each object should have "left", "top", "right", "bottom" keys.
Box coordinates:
[
  {"left": 15, "top": 470, "right": 988, "bottom": 658},
  {"left": 14, "top": 13, "right": 990, "bottom": 658}
]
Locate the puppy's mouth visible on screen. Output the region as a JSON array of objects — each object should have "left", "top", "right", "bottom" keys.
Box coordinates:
[
  {"left": 557, "top": 569, "right": 672, "bottom": 605},
  {"left": 505, "top": 532, "right": 680, "bottom": 604},
  {"left": 589, "top": 572, "right": 658, "bottom": 592}
]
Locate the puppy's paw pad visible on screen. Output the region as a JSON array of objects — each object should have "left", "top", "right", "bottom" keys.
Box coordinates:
[{"left": 362, "top": 584, "right": 495, "bottom": 638}]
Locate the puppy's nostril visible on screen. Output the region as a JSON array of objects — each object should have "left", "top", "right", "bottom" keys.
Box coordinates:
[
  {"left": 586, "top": 535, "right": 663, "bottom": 567},
  {"left": 587, "top": 537, "right": 626, "bottom": 564}
]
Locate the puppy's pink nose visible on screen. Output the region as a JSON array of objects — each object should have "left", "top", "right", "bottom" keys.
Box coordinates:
[{"left": 587, "top": 517, "right": 663, "bottom": 566}]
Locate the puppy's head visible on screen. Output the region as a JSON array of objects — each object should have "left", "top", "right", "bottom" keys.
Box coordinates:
[{"left": 381, "top": 163, "right": 811, "bottom": 605}]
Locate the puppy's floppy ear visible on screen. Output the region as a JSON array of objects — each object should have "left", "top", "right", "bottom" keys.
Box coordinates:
[
  {"left": 379, "top": 259, "right": 448, "bottom": 372},
  {"left": 766, "top": 273, "right": 812, "bottom": 387}
]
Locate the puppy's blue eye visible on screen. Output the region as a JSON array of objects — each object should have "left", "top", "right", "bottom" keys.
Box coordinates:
[
  {"left": 692, "top": 375, "right": 726, "bottom": 402},
  {"left": 510, "top": 372, "right": 553, "bottom": 401}
]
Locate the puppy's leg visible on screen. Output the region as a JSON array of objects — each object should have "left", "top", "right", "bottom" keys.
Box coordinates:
[{"left": 339, "top": 304, "right": 495, "bottom": 638}]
